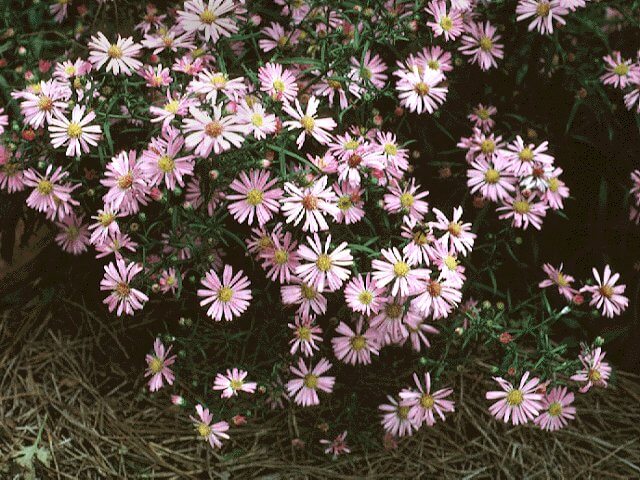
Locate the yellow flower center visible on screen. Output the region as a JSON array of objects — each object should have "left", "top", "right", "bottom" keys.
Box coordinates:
[
  {"left": 328, "top": 79, "right": 341, "bottom": 90},
  {"left": 536, "top": 2, "right": 551, "bottom": 17},
  {"left": 556, "top": 272, "right": 569, "bottom": 287},
  {"left": 217, "top": 286, "right": 234, "bottom": 303},
  {"left": 272, "top": 79, "right": 285, "bottom": 92},
  {"left": 448, "top": 222, "right": 462, "bottom": 236},
  {"left": 358, "top": 290, "right": 373, "bottom": 305},
  {"left": 393, "top": 261, "right": 410, "bottom": 277},
  {"left": 297, "top": 326, "right": 311, "bottom": 341},
  {"left": 484, "top": 168, "right": 500, "bottom": 184},
  {"left": 506, "top": 389, "right": 524, "bottom": 406},
  {"left": 350, "top": 335, "right": 366, "bottom": 351},
  {"left": 614, "top": 63, "right": 630, "bottom": 76},
  {"left": 337, "top": 196, "right": 352, "bottom": 210},
  {"left": 158, "top": 155, "right": 175, "bottom": 173},
  {"left": 230, "top": 379, "right": 244, "bottom": 390},
  {"left": 599, "top": 285, "right": 613, "bottom": 299},
  {"left": 107, "top": 44, "right": 123, "bottom": 59},
  {"left": 479, "top": 36, "right": 493, "bottom": 52},
  {"left": 199, "top": 9, "right": 217, "bottom": 24},
  {"left": 440, "top": 15, "right": 453, "bottom": 31},
  {"left": 444, "top": 255, "right": 458, "bottom": 271},
  {"left": 166, "top": 276, "right": 175, "bottom": 285},
  {"left": 209, "top": 73, "right": 226, "bottom": 88},
  {"left": 481, "top": 139, "right": 495, "bottom": 154},
  {"left": 258, "top": 236, "right": 273, "bottom": 250},
  {"left": 519, "top": 147, "right": 534, "bottom": 162},
  {"left": 384, "top": 143, "right": 398, "bottom": 156},
  {"left": 67, "top": 122, "right": 83, "bottom": 139},
  {"left": 513, "top": 200, "right": 531, "bottom": 214},
  {"left": 300, "top": 115, "right": 315, "bottom": 132},
  {"left": 37, "top": 180, "right": 53, "bottom": 195},
  {"left": 197, "top": 423, "right": 212, "bottom": 438},
  {"left": 548, "top": 402, "right": 563, "bottom": 417},
  {"left": 246, "top": 188, "right": 264, "bottom": 206},
  {"left": 420, "top": 394, "right": 435, "bottom": 409},
  {"left": 205, "top": 121, "right": 223, "bottom": 137},
  {"left": 588, "top": 368, "right": 601, "bottom": 382},
  {"left": 117, "top": 173, "right": 134, "bottom": 190},
  {"left": 38, "top": 96, "right": 53, "bottom": 111},
  {"left": 251, "top": 113, "right": 264, "bottom": 127},
  {"left": 66, "top": 225, "right": 79, "bottom": 240},
  {"left": 277, "top": 36, "right": 288, "bottom": 47},
  {"left": 149, "top": 357, "right": 164, "bottom": 374},
  {"left": 385, "top": 302, "right": 403, "bottom": 319},
  {"left": 427, "top": 280, "right": 442, "bottom": 297},
  {"left": 301, "top": 284, "right": 317, "bottom": 300},
  {"left": 303, "top": 374, "right": 318, "bottom": 389},
  {"left": 548, "top": 177, "right": 559, "bottom": 192},
  {"left": 477, "top": 108, "right": 490, "bottom": 120},
  {"left": 398, "top": 405, "right": 410, "bottom": 419},
  {"left": 99, "top": 212, "right": 115, "bottom": 227},
  {"left": 115, "top": 282, "right": 131, "bottom": 298},
  {"left": 428, "top": 60, "right": 440, "bottom": 70},
  {"left": 400, "top": 192, "right": 414, "bottom": 208},
  {"left": 344, "top": 140, "right": 360, "bottom": 150},
  {"left": 274, "top": 249, "right": 289, "bottom": 265},
  {"left": 316, "top": 254, "right": 333, "bottom": 272},
  {"left": 414, "top": 82, "right": 430, "bottom": 96},
  {"left": 302, "top": 194, "right": 318, "bottom": 211},
  {"left": 164, "top": 100, "right": 180, "bottom": 113}
]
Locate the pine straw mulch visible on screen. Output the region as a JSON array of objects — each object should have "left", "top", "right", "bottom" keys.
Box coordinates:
[{"left": 1, "top": 287, "right": 640, "bottom": 479}]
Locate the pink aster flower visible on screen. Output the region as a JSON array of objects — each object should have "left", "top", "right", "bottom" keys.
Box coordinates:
[
  {"left": 372, "top": 247, "right": 428, "bottom": 297},
  {"left": 280, "top": 176, "right": 339, "bottom": 232},
  {"left": 258, "top": 63, "right": 299, "bottom": 103},
  {"left": 431, "top": 240, "right": 466, "bottom": 287},
  {"left": 286, "top": 357, "right": 335, "bottom": 407},
  {"left": 281, "top": 279, "right": 328, "bottom": 318},
  {"left": 332, "top": 318, "right": 379, "bottom": 366},
  {"left": 533, "top": 387, "right": 576, "bottom": 431},
  {"left": 370, "top": 296, "right": 411, "bottom": 344},
  {"left": 158, "top": 268, "right": 181, "bottom": 294},
  {"left": 399, "top": 372, "right": 455, "bottom": 426},
  {"left": 295, "top": 234, "right": 353, "bottom": 292},
  {"left": 135, "top": 4, "right": 166, "bottom": 33},
  {"left": 227, "top": 169, "right": 282, "bottom": 226},
  {"left": 497, "top": 193, "right": 548, "bottom": 230},
  {"left": 570, "top": 347, "right": 611, "bottom": 393},
  {"left": 468, "top": 104, "right": 497, "bottom": 133},
  {"left": 88, "top": 32, "right": 142, "bottom": 76},
  {"left": 624, "top": 73, "right": 640, "bottom": 113},
  {"left": 416, "top": 45, "right": 454, "bottom": 74},
  {"left": 581, "top": 265, "right": 629, "bottom": 318},
  {"left": 55, "top": 214, "right": 90, "bottom": 255},
  {"left": 50, "top": 0, "right": 70, "bottom": 22},
  {"left": 313, "top": 71, "right": 349, "bottom": 110},
  {"left": 143, "top": 27, "right": 196, "bottom": 55},
  {"left": 260, "top": 230, "right": 300, "bottom": 283},
  {"left": 516, "top": 0, "right": 568, "bottom": 35},
  {"left": 383, "top": 179, "right": 430, "bottom": 226},
  {"left": 411, "top": 277, "right": 462, "bottom": 319},
  {"left": 333, "top": 182, "right": 365, "bottom": 224},
  {"left": 141, "top": 127, "right": 194, "bottom": 190},
  {"left": 0, "top": 107, "right": 7, "bottom": 135},
  {"left": 467, "top": 155, "right": 516, "bottom": 202},
  {"left": 23, "top": 165, "right": 75, "bottom": 219},
  {"left": 48, "top": 105, "right": 102, "bottom": 157},
  {"left": 190, "top": 404, "right": 230, "bottom": 449},
  {"left": 426, "top": 0, "right": 463, "bottom": 41},
  {"left": 0, "top": 146, "right": 25, "bottom": 193},
  {"left": 198, "top": 265, "right": 252, "bottom": 321},
  {"left": 150, "top": 90, "right": 196, "bottom": 129},
  {"left": 395, "top": 68, "right": 447, "bottom": 115},
  {"left": 486, "top": 372, "right": 543, "bottom": 425},
  {"left": 139, "top": 63, "right": 173, "bottom": 88},
  {"left": 430, "top": 207, "right": 476, "bottom": 256},
  {"left": 401, "top": 222, "right": 437, "bottom": 267},
  {"left": 189, "top": 70, "right": 246, "bottom": 104},
  {"left": 349, "top": 51, "right": 388, "bottom": 94},
  {"left": 178, "top": 0, "right": 239, "bottom": 43},
  {"left": 94, "top": 231, "right": 138, "bottom": 260},
  {"left": 13, "top": 80, "right": 68, "bottom": 128},
  {"left": 236, "top": 101, "right": 277, "bottom": 140},
  {"left": 100, "top": 258, "right": 149, "bottom": 316},
  {"left": 505, "top": 136, "right": 555, "bottom": 176},
  {"left": 320, "top": 431, "right": 350, "bottom": 457},
  {"left": 404, "top": 314, "right": 439, "bottom": 352},
  {"left": 258, "top": 22, "right": 300, "bottom": 52},
  {"left": 288, "top": 315, "right": 323, "bottom": 357},
  {"left": 539, "top": 263, "right": 577, "bottom": 301},
  {"left": 379, "top": 395, "right": 417, "bottom": 437},
  {"left": 182, "top": 105, "right": 245, "bottom": 157},
  {"left": 373, "top": 131, "right": 409, "bottom": 179},
  {"left": 89, "top": 207, "right": 121, "bottom": 246},
  {"left": 542, "top": 167, "right": 570, "bottom": 210},
  {"left": 213, "top": 368, "right": 257, "bottom": 398},
  {"left": 459, "top": 21, "right": 504, "bottom": 71},
  {"left": 344, "top": 273, "right": 386, "bottom": 316},
  {"left": 601, "top": 52, "right": 639, "bottom": 89},
  {"left": 101, "top": 150, "right": 150, "bottom": 214},
  {"left": 145, "top": 338, "right": 177, "bottom": 392},
  {"left": 283, "top": 96, "right": 336, "bottom": 148}
]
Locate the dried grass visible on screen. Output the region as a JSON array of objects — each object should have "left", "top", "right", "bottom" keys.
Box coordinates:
[{"left": 1, "top": 292, "right": 640, "bottom": 479}]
